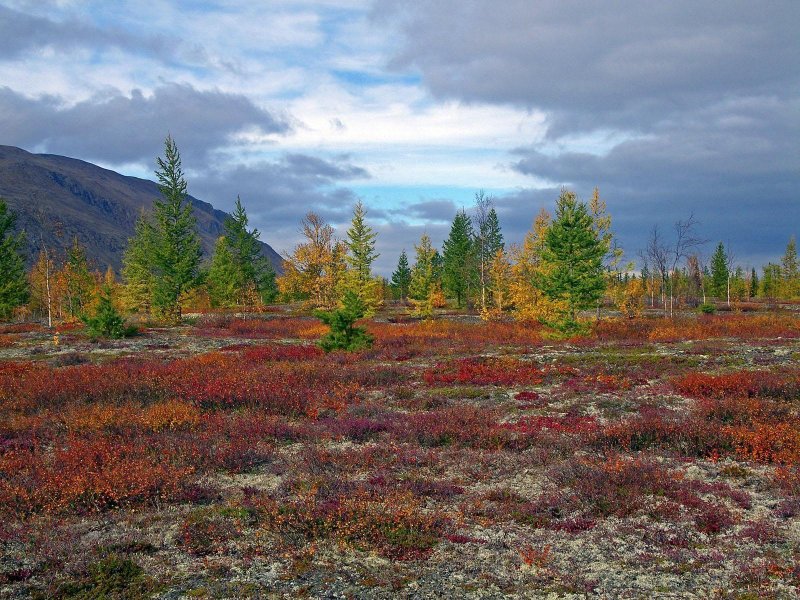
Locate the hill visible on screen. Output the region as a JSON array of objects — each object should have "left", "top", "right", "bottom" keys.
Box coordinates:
[{"left": 0, "top": 145, "right": 282, "bottom": 272}]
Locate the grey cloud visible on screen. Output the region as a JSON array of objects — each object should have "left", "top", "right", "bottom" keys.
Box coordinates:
[
  {"left": 0, "top": 84, "right": 290, "bottom": 165},
  {"left": 191, "top": 154, "right": 368, "bottom": 257},
  {"left": 405, "top": 199, "right": 457, "bottom": 222},
  {"left": 0, "top": 4, "right": 176, "bottom": 62},
  {"left": 375, "top": 0, "right": 799, "bottom": 266},
  {"left": 377, "top": 0, "right": 799, "bottom": 132}
]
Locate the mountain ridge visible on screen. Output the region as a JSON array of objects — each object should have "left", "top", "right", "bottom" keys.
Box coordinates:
[{"left": 0, "top": 145, "right": 282, "bottom": 273}]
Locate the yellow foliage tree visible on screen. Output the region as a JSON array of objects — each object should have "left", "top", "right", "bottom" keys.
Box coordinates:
[
  {"left": 481, "top": 248, "right": 513, "bottom": 321},
  {"left": 509, "top": 209, "right": 565, "bottom": 322},
  {"left": 278, "top": 212, "right": 345, "bottom": 310},
  {"left": 618, "top": 276, "right": 645, "bottom": 318}
]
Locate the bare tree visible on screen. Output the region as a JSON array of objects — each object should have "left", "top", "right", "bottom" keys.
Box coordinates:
[{"left": 645, "top": 216, "right": 705, "bottom": 318}]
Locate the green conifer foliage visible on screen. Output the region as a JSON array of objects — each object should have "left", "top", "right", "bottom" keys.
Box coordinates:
[
  {"left": 122, "top": 213, "right": 156, "bottom": 315},
  {"left": 0, "top": 199, "right": 29, "bottom": 320},
  {"left": 391, "top": 250, "right": 412, "bottom": 301},
  {"left": 207, "top": 236, "right": 240, "bottom": 308},
  {"left": 150, "top": 136, "right": 202, "bottom": 323},
  {"left": 315, "top": 290, "right": 373, "bottom": 352},
  {"left": 538, "top": 189, "right": 606, "bottom": 327},
  {"left": 442, "top": 210, "right": 476, "bottom": 308},
  {"left": 82, "top": 285, "right": 136, "bottom": 339},
  {"left": 64, "top": 237, "right": 94, "bottom": 319},
  {"left": 223, "top": 196, "right": 277, "bottom": 304},
  {"left": 709, "top": 242, "right": 729, "bottom": 299}
]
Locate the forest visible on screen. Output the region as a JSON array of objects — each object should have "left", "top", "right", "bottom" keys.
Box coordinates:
[{"left": 0, "top": 138, "right": 798, "bottom": 598}]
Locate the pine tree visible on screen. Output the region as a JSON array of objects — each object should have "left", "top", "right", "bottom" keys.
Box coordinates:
[
  {"left": 473, "top": 191, "right": 504, "bottom": 311},
  {"left": 442, "top": 210, "right": 476, "bottom": 308},
  {"left": 150, "top": 135, "right": 202, "bottom": 323},
  {"left": 709, "top": 242, "right": 729, "bottom": 299},
  {"left": 207, "top": 236, "right": 240, "bottom": 308},
  {"left": 0, "top": 199, "right": 28, "bottom": 320},
  {"left": 223, "top": 196, "right": 277, "bottom": 305},
  {"left": 538, "top": 189, "right": 606, "bottom": 327},
  {"left": 391, "top": 250, "right": 412, "bottom": 301},
  {"left": 121, "top": 213, "right": 156, "bottom": 315},
  {"left": 340, "top": 200, "right": 381, "bottom": 315}
]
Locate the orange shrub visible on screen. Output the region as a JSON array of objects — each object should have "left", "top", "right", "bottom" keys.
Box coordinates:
[{"left": 724, "top": 421, "right": 800, "bottom": 465}]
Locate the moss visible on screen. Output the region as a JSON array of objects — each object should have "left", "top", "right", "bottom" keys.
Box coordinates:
[{"left": 53, "top": 554, "right": 155, "bottom": 599}]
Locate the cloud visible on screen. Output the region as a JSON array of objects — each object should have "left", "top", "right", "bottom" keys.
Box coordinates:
[
  {"left": 190, "top": 153, "right": 368, "bottom": 255},
  {"left": 374, "top": 0, "right": 800, "bottom": 266},
  {"left": 0, "top": 84, "right": 290, "bottom": 165},
  {"left": 0, "top": 4, "right": 178, "bottom": 62},
  {"left": 376, "top": 1, "right": 799, "bottom": 133}
]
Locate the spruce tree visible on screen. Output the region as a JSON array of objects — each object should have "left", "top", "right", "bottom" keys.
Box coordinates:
[
  {"left": 709, "top": 242, "right": 729, "bottom": 299},
  {"left": 121, "top": 213, "right": 155, "bottom": 315},
  {"left": 391, "top": 250, "right": 412, "bottom": 301},
  {"left": 150, "top": 135, "right": 202, "bottom": 324},
  {"left": 442, "top": 210, "right": 476, "bottom": 308},
  {"left": 538, "top": 189, "right": 605, "bottom": 327},
  {"left": 82, "top": 284, "right": 135, "bottom": 339},
  {"left": 207, "top": 236, "right": 240, "bottom": 308},
  {"left": 315, "top": 290, "right": 373, "bottom": 352},
  {"left": 749, "top": 268, "right": 759, "bottom": 299},
  {"left": 341, "top": 200, "right": 381, "bottom": 314},
  {"left": 223, "top": 196, "right": 277, "bottom": 304},
  {"left": 409, "top": 234, "right": 437, "bottom": 302},
  {"left": 64, "top": 237, "right": 94, "bottom": 319},
  {"left": 0, "top": 199, "right": 28, "bottom": 320}
]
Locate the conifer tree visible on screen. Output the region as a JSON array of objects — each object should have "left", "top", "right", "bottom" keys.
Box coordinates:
[
  {"left": 749, "top": 267, "right": 759, "bottom": 299},
  {"left": 709, "top": 242, "right": 729, "bottom": 299},
  {"left": 473, "top": 191, "right": 504, "bottom": 311},
  {"left": 442, "top": 210, "right": 476, "bottom": 308},
  {"left": 223, "top": 196, "right": 277, "bottom": 305},
  {"left": 82, "top": 284, "right": 135, "bottom": 339},
  {"left": 340, "top": 200, "right": 381, "bottom": 314},
  {"left": 391, "top": 250, "right": 412, "bottom": 301},
  {"left": 761, "top": 263, "right": 781, "bottom": 299},
  {"left": 408, "top": 233, "right": 443, "bottom": 317},
  {"left": 538, "top": 189, "right": 606, "bottom": 327},
  {"left": 781, "top": 236, "right": 798, "bottom": 298},
  {"left": 150, "top": 135, "right": 202, "bottom": 323},
  {"left": 121, "top": 213, "right": 156, "bottom": 315},
  {"left": 510, "top": 208, "right": 564, "bottom": 322},
  {"left": 63, "top": 237, "right": 94, "bottom": 319},
  {"left": 206, "top": 236, "right": 240, "bottom": 308},
  {"left": 0, "top": 199, "right": 28, "bottom": 320}
]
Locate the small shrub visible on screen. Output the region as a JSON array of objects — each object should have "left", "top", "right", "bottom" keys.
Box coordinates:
[
  {"left": 315, "top": 291, "right": 373, "bottom": 352},
  {"left": 81, "top": 286, "right": 137, "bottom": 340},
  {"left": 699, "top": 303, "right": 716, "bottom": 314},
  {"left": 56, "top": 553, "right": 154, "bottom": 599}
]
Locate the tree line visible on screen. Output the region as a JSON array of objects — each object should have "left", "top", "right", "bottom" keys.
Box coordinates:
[{"left": 0, "top": 135, "right": 798, "bottom": 330}]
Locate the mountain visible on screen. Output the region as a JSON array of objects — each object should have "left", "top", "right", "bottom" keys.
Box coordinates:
[{"left": 0, "top": 145, "right": 282, "bottom": 273}]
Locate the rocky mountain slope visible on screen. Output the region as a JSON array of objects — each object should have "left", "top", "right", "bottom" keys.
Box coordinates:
[{"left": 0, "top": 145, "right": 282, "bottom": 272}]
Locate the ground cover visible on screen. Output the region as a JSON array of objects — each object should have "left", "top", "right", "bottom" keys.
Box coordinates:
[{"left": 0, "top": 312, "right": 798, "bottom": 598}]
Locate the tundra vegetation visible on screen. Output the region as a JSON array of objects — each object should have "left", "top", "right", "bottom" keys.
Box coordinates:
[{"left": 0, "top": 138, "right": 798, "bottom": 597}]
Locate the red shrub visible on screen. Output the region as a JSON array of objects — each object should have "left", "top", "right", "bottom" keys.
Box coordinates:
[{"left": 423, "top": 357, "right": 544, "bottom": 386}]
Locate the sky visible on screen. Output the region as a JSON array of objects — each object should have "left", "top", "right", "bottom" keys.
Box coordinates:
[{"left": 0, "top": 0, "right": 798, "bottom": 275}]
